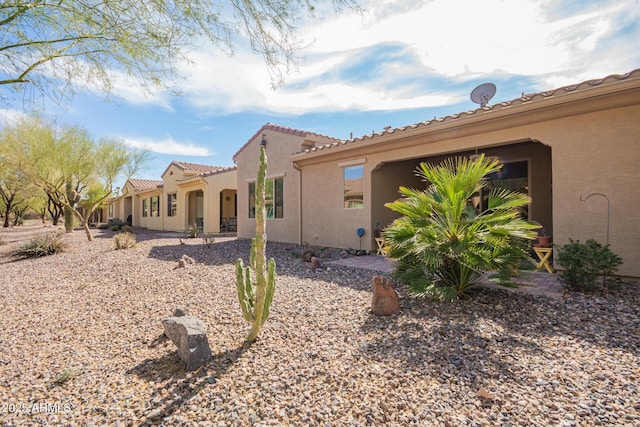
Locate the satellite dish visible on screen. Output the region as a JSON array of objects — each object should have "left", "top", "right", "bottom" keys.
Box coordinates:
[{"left": 470, "top": 83, "right": 497, "bottom": 107}]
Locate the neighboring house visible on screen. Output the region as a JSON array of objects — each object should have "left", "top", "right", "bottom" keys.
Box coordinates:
[
  {"left": 109, "top": 161, "right": 237, "bottom": 234},
  {"left": 233, "top": 124, "right": 341, "bottom": 244},
  {"left": 234, "top": 69, "right": 640, "bottom": 277}
]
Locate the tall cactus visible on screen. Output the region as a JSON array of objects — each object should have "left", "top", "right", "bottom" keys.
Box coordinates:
[{"left": 236, "top": 144, "right": 276, "bottom": 343}]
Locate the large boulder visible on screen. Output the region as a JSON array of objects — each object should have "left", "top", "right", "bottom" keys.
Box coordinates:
[
  {"left": 371, "top": 276, "right": 400, "bottom": 316},
  {"left": 162, "top": 316, "right": 212, "bottom": 371}
]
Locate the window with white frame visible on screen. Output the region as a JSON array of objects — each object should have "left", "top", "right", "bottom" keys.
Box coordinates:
[{"left": 142, "top": 199, "right": 148, "bottom": 217}]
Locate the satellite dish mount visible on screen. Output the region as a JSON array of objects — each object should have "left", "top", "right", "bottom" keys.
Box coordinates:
[{"left": 470, "top": 83, "right": 497, "bottom": 107}]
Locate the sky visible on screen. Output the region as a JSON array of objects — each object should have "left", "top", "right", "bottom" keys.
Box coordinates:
[{"left": 1, "top": 0, "right": 639, "bottom": 186}]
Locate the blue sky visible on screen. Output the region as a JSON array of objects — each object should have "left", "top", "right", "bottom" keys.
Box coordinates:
[{"left": 2, "top": 0, "right": 639, "bottom": 187}]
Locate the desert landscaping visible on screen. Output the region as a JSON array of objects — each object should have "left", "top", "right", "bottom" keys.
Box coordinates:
[{"left": 1, "top": 222, "right": 639, "bottom": 426}]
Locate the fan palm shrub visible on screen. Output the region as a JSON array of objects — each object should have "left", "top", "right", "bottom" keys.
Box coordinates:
[{"left": 384, "top": 154, "right": 540, "bottom": 301}]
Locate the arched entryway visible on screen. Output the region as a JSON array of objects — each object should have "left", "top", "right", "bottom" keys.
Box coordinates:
[
  {"left": 219, "top": 189, "right": 237, "bottom": 232},
  {"left": 187, "top": 190, "right": 204, "bottom": 232}
]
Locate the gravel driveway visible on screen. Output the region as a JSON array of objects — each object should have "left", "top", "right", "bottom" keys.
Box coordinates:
[{"left": 1, "top": 225, "right": 639, "bottom": 426}]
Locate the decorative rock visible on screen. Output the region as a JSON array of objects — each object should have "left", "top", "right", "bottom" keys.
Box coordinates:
[
  {"left": 311, "top": 257, "right": 322, "bottom": 271},
  {"left": 477, "top": 387, "right": 495, "bottom": 400},
  {"left": 301, "top": 249, "right": 315, "bottom": 262},
  {"left": 173, "top": 306, "right": 188, "bottom": 317},
  {"left": 181, "top": 254, "right": 195, "bottom": 264},
  {"left": 162, "top": 316, "right": 212, "bottom": 371},
  {"left": 178, "top": 259, "right": 186, "bottom": 268},
  {"left": 339, "top": 250, "right": 349, "bottom": 259},
  {"left": 371, "top": 276, "right": 400, "bottom": 316}
]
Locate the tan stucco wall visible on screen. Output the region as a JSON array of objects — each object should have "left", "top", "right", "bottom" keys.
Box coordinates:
[
  {"left": 235, "top": 130, "right": 305, "bottom": 243},
  {"left": 110, "top": 164, "right": 237, "bottom": 234},
  {"left": 541, "top": 105, "right": 640, "bottom": 277},
  {"left": 203, "top": 170, "right": 237, "bottom": 234},
  {"left": 136, "top": 189, "right": 162, "bottom": 230},
  {"left": 161, "top": 164, "right": 186, "bottom": 232},
  {"left": 290, "top": 86, "right": 640, "bottom": 276}
]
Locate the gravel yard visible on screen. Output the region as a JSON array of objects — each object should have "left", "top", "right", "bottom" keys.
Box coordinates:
[{"left": 1, "top": 224, "right": 639, "bottom": 426}]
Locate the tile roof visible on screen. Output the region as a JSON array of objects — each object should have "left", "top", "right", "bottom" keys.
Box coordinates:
[
  {"left": 171, "top": 161, "right": 224, "bottom": 172},
  {"left": 176, "top": 165, "right": 237, "bottom": 182},
  {"left": 161, "top": 160, "right": 228, "bottom": 178},
  {"left": 232, "top": 122, "right": 341, "bottom": 160},
  {"left": 127, "top": 179, "right": 163, "bottom": 190},
  {"left": 296, "top": 68, "right": 640, "bottom": 156}
]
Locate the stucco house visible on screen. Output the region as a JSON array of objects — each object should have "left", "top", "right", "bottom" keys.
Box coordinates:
[
  {"left": 234, "top": 69, "right": 640, "bottom": 277},
  {"left": 109, "top": 161, "right": 237, "bottom": 234}
]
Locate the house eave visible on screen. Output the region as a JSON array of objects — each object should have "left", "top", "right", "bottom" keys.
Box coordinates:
[{"left": 290, "top": 73, "right": 640, "bottom": 165}]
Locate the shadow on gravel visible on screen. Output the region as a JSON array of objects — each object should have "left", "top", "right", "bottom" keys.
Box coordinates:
[
  {"left": 127, "top": 342, "right": 249, "bottom": 425},
  {"left": 146, "top": 238, "right": 384, "bottom": 293},
  {"left": 358, "top": 303, "right": 546, "bottom": 389},
  {"left": 356, "top": 285, "right": 640, "bottom": 388}
]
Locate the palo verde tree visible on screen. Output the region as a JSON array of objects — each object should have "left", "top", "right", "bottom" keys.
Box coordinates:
[
  {"left": 0, "top": 0, "right": 359, "bottom": 101},
  {"left": 0, "top": 114, "right": 148, "bottom": 240},
  {"left": 384, "top": 155, "right": 541, "bottom": 301},
  {"left": 0, "top": 145, "right": 35, "bottom": 227}
]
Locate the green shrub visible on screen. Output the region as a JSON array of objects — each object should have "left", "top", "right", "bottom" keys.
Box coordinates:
[
  {"left": 103, "top": 218, "right": 126, "bottom": 231},
  {"left": 121, "top": 225, "right": 134, "bottom": 233},
  {"left": 556, "top": 239, "right": 623, "bottom": 292},
  {"left": 54, "top": 368, "right": 76, "bottom": 386},
  {"left": 114, "top": 232, "right": 137, "bottom": 250},
  {"left": 11, "top": 233, "right": 69, "bottom": 259},
  {"left": 185, "top": 223, "right": 199, "bottom": 238},
  {"left": 384, "top": 155, "right": 540, "bottom": 301},
  {"left": 202, "top": 233, "right": 215, "bottom": 248}
]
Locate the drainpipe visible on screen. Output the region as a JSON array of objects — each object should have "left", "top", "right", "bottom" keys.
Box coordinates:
[{"left": 292, "top": 161, "right": 303, "bottom": 245}]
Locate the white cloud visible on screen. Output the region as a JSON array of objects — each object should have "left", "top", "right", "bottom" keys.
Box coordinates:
[
  {"left": 119, "top": 135, "right": 213, "bottom": 156},
  {"left": 0, "top": 109, "right": 28, "bottom": 127},
  {"left": 100, "top": 0, "right": 638, "bottom": 115}
]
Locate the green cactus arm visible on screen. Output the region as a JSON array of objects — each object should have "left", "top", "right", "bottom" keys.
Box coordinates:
[
  {"left": 245, "top": 266, "right": 254, "bottom": 307},
  {"left": 235, "top": 259, "right": 254, "bottom": 322},
  {"left": 249, "top": 238, "right": 256, "bottom": 270},
  {"left": 241, "top": 145, "right": 277, "bottom": 342},
  {"left": 261, "top": 258, "right": 277, "bottom": 325}
]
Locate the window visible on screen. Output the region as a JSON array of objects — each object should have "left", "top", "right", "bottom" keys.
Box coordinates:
[
  {"left": 344, "top": 165, "right": 364, "bottom": 208},
  {"left": 248, "top": 182, "right": 255, "bottom": 219},
  {"left": 248, "top": 177, "right": 284, "bottom": 219},
  {"left": 470, "top": 160, "right": 529, "bottom": 217},
  {"left": 167, "top": 193, "right": 177, "bottom": 217},
  {"left": 150, "top": 196, "right": 160, "bottom": 217},
  {"left": 142, "top": 199, "right": 148, "bottom": 217}
]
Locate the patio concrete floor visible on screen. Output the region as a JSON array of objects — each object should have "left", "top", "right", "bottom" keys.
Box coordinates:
[{"left": 326, "top": 255, "right": 564, "bottom": 298}]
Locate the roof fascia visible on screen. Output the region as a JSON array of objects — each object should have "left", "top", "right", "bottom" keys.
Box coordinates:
[{"left": 291, "top": 77, "right": 640, "bottom": 164}]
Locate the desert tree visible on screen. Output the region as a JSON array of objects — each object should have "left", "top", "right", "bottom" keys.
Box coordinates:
[
  {"left": 0, "top": 0, "right": 360, "bottom": 102},
  {"left": 0, "top": 150, "right": 33, "bottom": 227},
  {"left": 0, "top": 114, "right": 148, "bottom": 240}
]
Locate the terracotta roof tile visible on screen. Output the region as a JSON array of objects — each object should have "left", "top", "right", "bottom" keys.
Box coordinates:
[
  {"left": 171, "top": 161, "right": 224, "bottom": 172},
  {"left": 128, "top": 179, "right": 163, "bottom": 190},
  {"left": 176, "top": 165, "right": 237, "bottom": 182},
  {"left": 297, "top": 68, "right": 640, "bottom": 155},
  {"left": 233, "top": 123, "right": 340, "bottom": 160}
]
